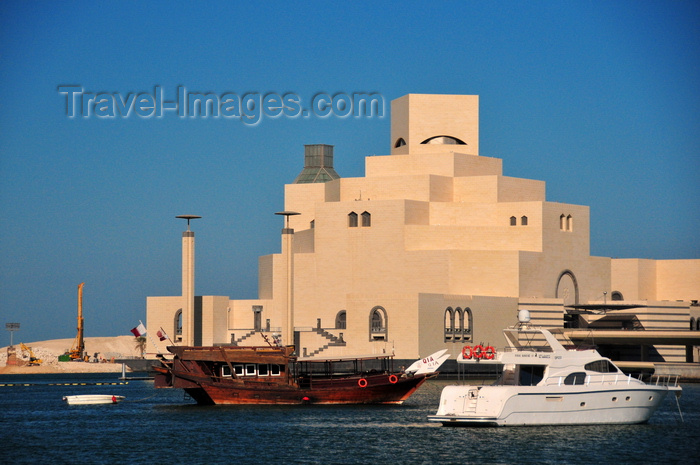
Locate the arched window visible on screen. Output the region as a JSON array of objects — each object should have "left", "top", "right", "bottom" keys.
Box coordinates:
[
  {"left": 567, "top": 215, "right": 573, "bottom": 231},
  {"left": 310, "top": 219, "right": 315, "bottom": 229},
  {"left": 454, "top": 307, "right": 464, "bottom": 341},
  {"left": 348, "top": 212, "right": 358, "bottom": 227},
  {"left": 335, "top": 310, "right": 347, "bottom": 330},
  {"left": 361, "top": 211, "right": 371, "bottom": 227},
  {"left": 174, "top": 309, "right": 183, "bottom": 342},
  {"left": 521, "top": 216, "right": 528, "bottom": 226},
  {"left": 462, "top": 307, "right": 473, "bottom": 342},
  {"left": 611, "top": 291, "right": 623, "bottom": 301},
  {"left": 444, "top": 307, "right": 455, "bottom": 342},
  {"left": 560, "top": 214, "right": 566, "bottom": 230},
  {"left": 369, "top": 306, "right": 387, "bottom": 340},
  {"left": 510, "top": 216, "right": 517, "bottom": 226},
  {"left": 556, "top": 270, "right": 579, "bottom": 307},
  {"left": 444, "top": 307, "right": 472, "bottom": 342},
  {"left": 394, "top": 137, "right": 406, "bottom": 148},
  {"left": 420, "top": 135, "right": 466, "bottom": 145}
]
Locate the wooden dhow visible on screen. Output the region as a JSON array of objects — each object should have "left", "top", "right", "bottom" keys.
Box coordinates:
[{"left": 154, "top": 345, "right": 448, "bottom": 405}]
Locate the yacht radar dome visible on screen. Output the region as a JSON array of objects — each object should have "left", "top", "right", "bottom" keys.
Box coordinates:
[{"left": 518, "top": 309, "right": 531, "bottom": 324}]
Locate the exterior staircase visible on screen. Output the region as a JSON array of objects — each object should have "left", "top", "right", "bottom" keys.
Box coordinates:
[
  {"left": 225, "top": 328, "right": 346, "bottom": 357},
  {"left": 232, "top": 330, "right": 257, "bottom": 346},
  {"left": 305, "top": 328, "right": 347, "bottom": 357}
]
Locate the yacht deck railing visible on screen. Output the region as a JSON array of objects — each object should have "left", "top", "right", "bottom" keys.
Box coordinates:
[
  {"left": 543, "top": 372, "right": 680, "bottom": 387},
  {"left": 647, "top": 373, "right": 681, "bottom": 387}
]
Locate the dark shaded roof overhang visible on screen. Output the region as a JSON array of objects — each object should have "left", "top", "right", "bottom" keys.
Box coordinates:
[
  {"left": 566, "top": 330, "right": 700, "bottom": 346},
  {"left": 566, "top": 304, "right": 642, "bottom": 314}
]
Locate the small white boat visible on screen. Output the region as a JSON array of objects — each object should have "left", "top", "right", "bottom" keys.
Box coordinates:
[
  {"left": 428, "top": 310, "right": 682, "bottom": 427},
  {"left": 62, "top": 394, "right": 125, "bottom": 405}
]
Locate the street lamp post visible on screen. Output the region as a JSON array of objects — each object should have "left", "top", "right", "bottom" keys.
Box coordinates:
[
  {"left": 176, "top": 215, "right": 201, "bottom": 346},
  {"left": 275, "top": 211, "right": 300, "bottom": 347},
  {"left": 5, "top": 322, "right": 20, "bottom": 347}
]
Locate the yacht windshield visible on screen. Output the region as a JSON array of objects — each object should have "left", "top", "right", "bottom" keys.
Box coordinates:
[{"left": 584, "top": 360, "right": 618, "bottom": 373}]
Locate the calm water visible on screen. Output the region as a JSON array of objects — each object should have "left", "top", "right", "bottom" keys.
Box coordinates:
[{"left": 0, "top": 373, "right": 697, "bottom": 465}]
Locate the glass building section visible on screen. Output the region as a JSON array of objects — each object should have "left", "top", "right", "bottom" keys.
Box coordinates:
[{"left": 293, "top": 144, "right": 341, "bottom": 184}]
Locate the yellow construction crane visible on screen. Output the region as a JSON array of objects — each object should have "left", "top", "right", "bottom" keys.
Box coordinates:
[
  {"left": 68, "top": 282, "right": 86, "bottom": 361},
  {"left": 19, "top": 342, "right": 42, "bottom": 366}
]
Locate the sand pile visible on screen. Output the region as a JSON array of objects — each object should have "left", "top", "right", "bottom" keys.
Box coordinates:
[{"left": 0, "top": 336, "right": 145, "bottom": 374}]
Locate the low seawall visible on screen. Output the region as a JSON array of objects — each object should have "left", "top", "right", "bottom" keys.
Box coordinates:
[
  {"left": 654, "top": 362, "right": 700, "bottom": 382},
  {"left": 116, "top": 359, "right": 161, "bottom": 372}
]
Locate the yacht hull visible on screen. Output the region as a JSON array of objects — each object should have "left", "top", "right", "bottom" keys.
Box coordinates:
[{"left": 429, "top": 384, "right": 677, "bottom": 426}]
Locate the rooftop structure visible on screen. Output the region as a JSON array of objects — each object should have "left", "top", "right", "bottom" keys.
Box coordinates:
[{"left": 293, "top": 144, "right": 340, "bottom": 184}]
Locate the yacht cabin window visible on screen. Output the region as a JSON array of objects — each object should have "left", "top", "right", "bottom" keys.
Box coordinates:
[
  {"left": 518, "top": 365, "right": 545, "bottom": 386},
  {"left": 564, "top": 372, "right": 587, "bottom": 385},
  {"left": 584, "top": 360, "right": 618, "bottom": 373}
]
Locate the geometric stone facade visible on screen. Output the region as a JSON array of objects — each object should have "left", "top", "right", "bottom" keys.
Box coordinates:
[{"left": 146, "top": 94, "right": 699, "bottom": 363}]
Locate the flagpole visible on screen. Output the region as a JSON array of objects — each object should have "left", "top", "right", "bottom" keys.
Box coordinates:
[
  {"left": 160, "top": 326, "right": 175, "bottom": 345},
  {"left": 140, "top": 320, "right": 161, "bottom": 355}
]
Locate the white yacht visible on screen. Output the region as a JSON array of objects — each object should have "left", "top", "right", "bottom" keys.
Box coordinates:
[{"left": 428, "top": 310, "right": 682, "bottom": 427}]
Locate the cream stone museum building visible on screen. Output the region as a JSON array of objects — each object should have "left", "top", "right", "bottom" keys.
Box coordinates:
[{"left": 147, "top": 94, "right": 699, "bottom": 365}]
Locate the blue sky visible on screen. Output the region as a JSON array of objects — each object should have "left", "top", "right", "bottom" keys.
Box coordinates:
[{"left": 1, "top": 1, "right": 698, "bottom": 344}]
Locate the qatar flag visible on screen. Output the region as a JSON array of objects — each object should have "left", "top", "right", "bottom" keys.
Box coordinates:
[{"left": 130, "top": 323, "right": 147, "bottom": 337}]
